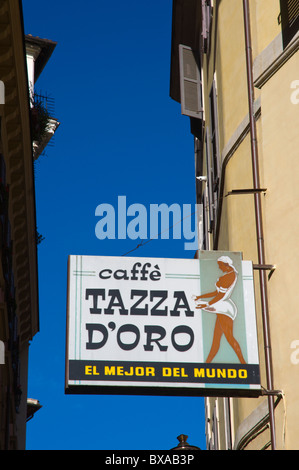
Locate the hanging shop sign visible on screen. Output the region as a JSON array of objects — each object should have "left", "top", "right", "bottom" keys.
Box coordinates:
[{"left": 65, "top": 252, "right": 261, "bottom": 397}]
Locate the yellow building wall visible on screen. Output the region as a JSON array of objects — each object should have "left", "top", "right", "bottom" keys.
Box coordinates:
[
  {"left": 253, "top": 0, "right": 281, "bottom": 55},
  {"left": 202, "top": 0, "right": 299, "bottom": 450},
  {"left": 214, "top": 0, "right": 249, "bottom": 149},
  {"left": 259, "top": 51, "right": 299, "bottom": 450}
]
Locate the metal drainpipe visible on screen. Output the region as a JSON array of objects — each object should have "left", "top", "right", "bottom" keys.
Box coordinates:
[{"left": 242, "top": 0, "right": 277, "bottom": 450}]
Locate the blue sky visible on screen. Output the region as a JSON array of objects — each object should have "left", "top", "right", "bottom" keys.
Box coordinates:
[{"left": 23, "top": 0, "right": 206, "bottom": 450}]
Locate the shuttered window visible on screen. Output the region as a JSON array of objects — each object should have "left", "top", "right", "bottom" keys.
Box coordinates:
[
  {"left": 203, "top": 78, "right": 220, "bottom": 239},
  {"left": 179, "top": 44, "right": 203, "bottom": 119},
  {"left": 201, "top": 0, "right": 213, "bottom": 53},
  {"left": 209, "top": 80, "right": 220, "bottom": 195},
  {"left": 205, "top": 126, "right": 214, "bottom": 233},
  {"left": 0, "top": 80, "right": 4, "bottom": 105},
  {"left": 280, "top": 0, "right": 299, "bottom": 48}
]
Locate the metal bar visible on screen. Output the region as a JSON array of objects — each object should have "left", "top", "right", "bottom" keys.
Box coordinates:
[
  {"left": 261, "top": 389, "right": 283, "bottom": 397},
  {"left": 225, "top": 188, "right": 267, "bottom": 196},
  {"left": 253, "top": 264, "right": 275, "bottom": 270},
  {"left": 242, "top": 0, "right": 277, "bottom": 450}
]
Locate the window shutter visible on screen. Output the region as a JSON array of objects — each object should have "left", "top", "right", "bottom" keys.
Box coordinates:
[
  {"left": 0, "top": 341, "right": 4, "bottom": 365},
  {"left": 209, "top": 80, "right": 220, "bottom": 192},
  {"left": 280, "top": 0, "right": 299, "bottom": 47},
  {"left": 212, "top": 403, "right": 219, "bottom": 450},
  {"left": 205, "top": 126, "right": 214, "bottom": 232},
  {"left": 284, "top": 0, "right": 299, "bottom": 27},
  {"left": 197, "top": 203, "right": 204, "bottom": 250},
  {"left": 179, "top": 44, "right": 203, "bottom": 119},
  {"left": 0, "top": 81, "right": 4, "bottom": 105},
  {"left": 201, "top": 0, "right": 213, "bottom": 53},
  {"left": 0, "top": 153, "right": 6, "bottom": 185}
]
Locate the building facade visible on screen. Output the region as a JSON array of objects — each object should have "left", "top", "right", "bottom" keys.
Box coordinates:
[
  {"left": 0, "top": 0, "right": 57, "bottom": 449},
  {"left": 170, "top": 0, "right": 299, "bottom": 450}
]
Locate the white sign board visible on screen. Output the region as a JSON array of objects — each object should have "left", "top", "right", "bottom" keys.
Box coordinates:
[{"left": 65, "top": 253, "right": 261, "bottom": 396}]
